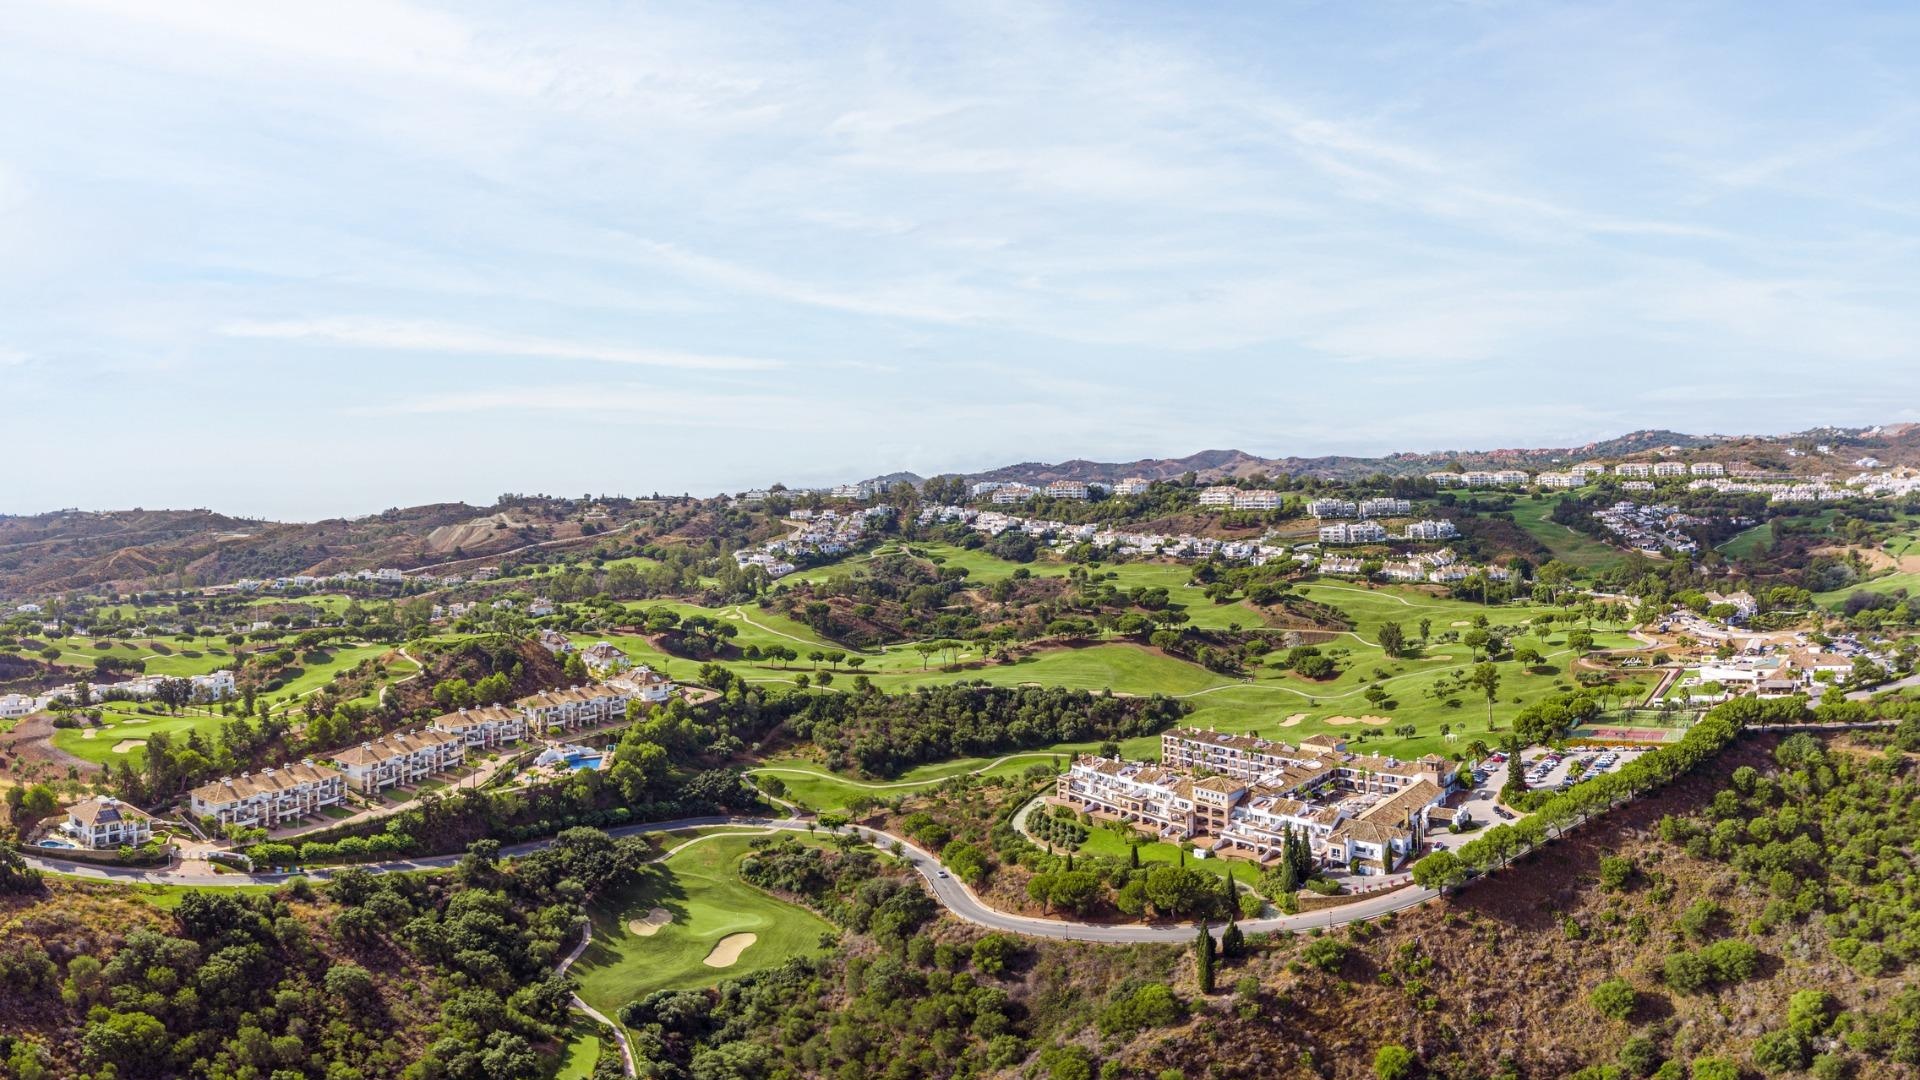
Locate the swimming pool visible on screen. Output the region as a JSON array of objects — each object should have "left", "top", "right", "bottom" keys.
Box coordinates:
[
  {"left": 36, "top": 838, "right": 77, "bottom": 849},
  {"left": 564, "top": 752, "right": 603, "bottom": 771}
]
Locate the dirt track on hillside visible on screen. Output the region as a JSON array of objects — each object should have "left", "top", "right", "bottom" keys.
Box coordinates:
[{"left": 0, "top": 712, "right": 96, "bottom": 775}]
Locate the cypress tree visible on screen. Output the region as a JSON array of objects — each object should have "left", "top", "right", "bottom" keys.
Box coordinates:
[
  {"left": 1195, "top": 922, "right": 1216, "bottom": 993},
  {"left": 1130, "top": 844, "right": 1140, "bottom": 869},
  {"left": 1221, "top": 914, "right": 1245, "bottom": 959}
]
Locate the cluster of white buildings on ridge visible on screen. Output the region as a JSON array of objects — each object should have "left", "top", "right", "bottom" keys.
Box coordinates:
[
  {"left": 1054, "top": 729, "right": 1455, "bottom": 876},
  {"left": 732, "top": 505, "right": 895, "bottom": 578},
  {"left": 1590, "top": 502, "right": 1705, "bottom": 556},
  {"left": 1317, "top": 519, "right": 1458, "bottom": 545},
  {"left": 1307, "top": 497, "right": 1411, "bottom": 518},
  {"left": 185, "top": 669, "right": 675, "bottom": 832}
]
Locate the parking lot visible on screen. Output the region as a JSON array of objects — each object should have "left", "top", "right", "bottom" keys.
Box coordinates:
[{"left": 1425, "top": 745, "right": 1655, "bottom": 852}]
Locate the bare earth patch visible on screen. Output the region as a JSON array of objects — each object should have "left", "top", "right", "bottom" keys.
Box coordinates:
[
  {"left": 703, "top": 932, "right": 757, "bottom": 968},
  {"left": 1322, "top": 715, "right": 1392, "bottom": 727},
  {"left": 112, "top": 739, "right": 146, "bottom": 754},
  {"left": 626, "top": 908, "right": 672, "bottom": 937}
]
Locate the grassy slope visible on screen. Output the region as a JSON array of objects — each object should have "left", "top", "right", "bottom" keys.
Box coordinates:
[
  {"left": 1504, "top": 497, "right": 1628, "bottom": 571},
  {"left": 570, "top": 832, "right": 834, "bottom": 1012}
]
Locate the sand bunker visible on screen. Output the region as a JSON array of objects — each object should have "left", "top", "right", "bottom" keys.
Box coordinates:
[
  {"left": 1279, "top": 713, "right": 1306, "bottom": 727},
  {"left": 1450, "top": 621, "right": 1471, "bottom": 627},
  {"left": 1322, "top": 715, "right": 1392, "bottom": 727},
  {"left": 703, "top": 933, "right": 757, "bottom": 968},
  {"left": 112, "top": 739, "right": 146, "bottom": 754},
  {"left": 626, "top": 908, "right": 673, "bottom": 937},
  {"left": 81, "top": 729, "right": 96, "bottom": 739}
]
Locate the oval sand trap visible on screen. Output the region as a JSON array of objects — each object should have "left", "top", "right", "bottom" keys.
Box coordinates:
[
  {"left": 112, "top": 739, "right": 147, "bottom": 753},
  {"left": 81, "top": 729, "right": 97, "bottom": 739},
  {"left": 703, "top": 933, "right": 757, "bottom": 968},
  {"left": 1322, "top": 715, "right": 1391, "bottom": 727},
  {"left": 626, "top": 908, "right": 672, "bottom": 937},
  {"left": 1280, "top": 713, "right": 1306, "bottom": 727}
]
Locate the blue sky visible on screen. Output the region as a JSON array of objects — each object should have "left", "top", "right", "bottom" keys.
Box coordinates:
[{"left": 4, "top": 1, "right": 1919, "bottom": 519}]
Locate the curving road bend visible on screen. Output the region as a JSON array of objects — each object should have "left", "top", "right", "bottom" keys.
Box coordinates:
[{"left": 22, "top": 815, "right": 1437, "bottom": 942}]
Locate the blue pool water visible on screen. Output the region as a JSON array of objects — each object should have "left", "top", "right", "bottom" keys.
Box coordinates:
[
  {"left": 37, "top": 838, "right": 77, "bottom": 849},
  {"left": 565, "top": 752, "right": 603, "bottom": 771}
]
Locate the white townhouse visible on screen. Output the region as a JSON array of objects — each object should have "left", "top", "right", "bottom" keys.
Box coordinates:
[
  {"left": 62, "top": 796, "right": 154, "bottom": 850},
  {"left": 0, "top": 693, "right": 36, "bottom": 719},
  {"left": 332, "top": 729, "right": 467, "bottom": 794},
  {"left": 579, "top": 641, "right": 632, "bottom": 674},
  {"left": 190, "top": 762, "right": 347, "bottom": 829},
  {"left": 519, "top": 684, "right": 634, "bottom": 735},
  {"left": 1307, "top": 498, "right": 1357, "bottom": 518},
  {"left": 538, "top": 629, "right": 575, "bottom": 654},
  {"left": 1319, "top": 556, "right": 1365, "bottom": 575},
  {"left": 431, "top": 704, "right": 528, "bottom": 750}
]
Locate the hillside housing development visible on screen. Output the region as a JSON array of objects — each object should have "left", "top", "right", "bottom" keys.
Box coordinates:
[{"left": 1053, "top": 729, "right": 1456, "bottom": 876}]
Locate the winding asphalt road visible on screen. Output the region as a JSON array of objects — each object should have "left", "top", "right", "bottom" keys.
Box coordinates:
[{"left": 22, "top": 815, "right": 1436, "bottom": 942}]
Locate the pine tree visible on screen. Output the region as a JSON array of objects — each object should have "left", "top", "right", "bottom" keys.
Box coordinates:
[{"left": 1195, "top": 922, "right": 1216, "bottom": 993}]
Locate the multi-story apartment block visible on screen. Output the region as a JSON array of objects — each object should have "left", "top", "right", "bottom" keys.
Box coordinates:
[
  {"left": 1319, "top": 521, "right": 1387, "bottom": 545},
  {"left": 61, "top": 796, "right": 153, "bottom": 849},
  {"left": 1571, "top": 463, "right": 1609, "bottom": 478},
  {"left": 1357, "top": 497, "right": 1410, "bottom": 517},
  {"left": 1319, "top": 556, "right": 1365, "bottom": 575},
  {"left": 1614, "top": 462, "right": 1653, "bottom": 478},
  {"left": 1401, "top": 519, "right": 1459, "bottom": 541},
  {"left": 1307, "top": 498, "right": 1357, "bottom": 518},
  {"left": 1056, "top": 729, "right": 1453, "bottom": 875},
  {"left": 1689, "top": 462, "right": 1725, "bottom": 476},
  {"left": 1652, "top": 461, "right": 1688, "bottom": 477},
  {"left": 1232, "top": 489, "right": 1283, "bottom": 511},
  {"left": 1536, "top": 472, "right": 1581, "bottom": 489},
  {"left": 431, "top": 704, "right": 528, "bottom": 750},
  {"left": 1045, "top": 480, "right": 1091, "bottom": 500},
  {"left": 1198, "top": 485, "right": 1236, "bottom": 507},
  {"left": 519, "top": 684, "right": 635, "bottom": 735},
  {"left": 1425, "top": 471, "right": 1463, "bottom": 487},
  {"left": 989, "top": 484, "right": 1034, "bottom": 505},
  {"left": 190, "top": 762, "right": 346, "bottom": 829},
  {"left": 1114, "top": 477, "right": 1152, "bottom": 495},
  {"left": 332, "top": 729, "right": 467, "bottom": 795}
]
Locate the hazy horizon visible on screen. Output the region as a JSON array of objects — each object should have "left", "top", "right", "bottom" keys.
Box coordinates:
[{"left": 6, "top": 1, "right": 1920, "bottom": 518}]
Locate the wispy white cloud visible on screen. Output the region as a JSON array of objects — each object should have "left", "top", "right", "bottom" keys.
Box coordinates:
[{"left": 219, "top": 318, "right": 784, "bottom": 371}]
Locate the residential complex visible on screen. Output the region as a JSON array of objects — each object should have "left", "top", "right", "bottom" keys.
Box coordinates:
[
  {"left": 1318, "top": 521, "right": 1387, "bottom": 545},
  {"left": 1200, "top": 486, "right": 1282, "bottom": 510},
  {"left": 189, "top": 761, "right": 348, "bottom": 829},
  {"left": 1053, "top": 729, "right": 1454, "bottom": 875},
  {"left": 332, "top": 729, "right": 467, "bottom": 795},
  {"left": 1113, "top": 477, "right": 1152, "bottom": 495},
  {"left": 1307, "top": 498, "right": 1356, "bottom": 518}
]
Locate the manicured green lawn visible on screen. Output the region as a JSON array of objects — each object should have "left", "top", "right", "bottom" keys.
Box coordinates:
[
  {"left": 1502, "top": 498, "right": 1627, "bottom": 571},
  {"left": 752, "top": 750, "right": 1072, "bottom": 811},
  {"left": 53, "top": 706, "right": 228, "bottom": 766},
  {"left": 1817, "top": 570, "right": 1920, "bottom": 608},
  {"left": 1716, "top": 522, "right": 1774, "bottom": 561},
  {"left": 570, "top": 833, "right": 834, "bottom": 1014},
  {"left": 553, "top": 1019, "right": 604, "bottom": 1080},
  {"left": 1070, "top": 819, "right": 1259, "bottom": 884}
]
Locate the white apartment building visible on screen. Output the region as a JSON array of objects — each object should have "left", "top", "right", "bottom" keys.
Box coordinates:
[
  {"left": 1401, "top": 519, "right": 1459, "bottom": 540},
  {"left": 62, "top": 796, "right": 154, "bottom": 850},
  {"left": 1307, "top": 498, "right": 1357, "bottom": 518},
  {"left": 989, "top": 485, "right": 1034, "bottom": 505},
  {"left": 1198, "top": 486, "right": 1237, "bottom": 507},
  {"left": 1357, "top": 497, "right": 1410, "bottom": 517},
  {"left": 604, "top": 667, "right": 677, "bottom": 705},
  {"left": 1045, "top": 480, "right": 1090, "bottom": 500},
  {"left": 1114, "top": 477, "right": 1152, "bottom": 495},
  {"left": 519, "top": 684, "right": 635, "bottom": 735},
  {"left": 1571, "top": 463, "right": 1609, "bottom": 478},
  {"left": 1614, "top": 462, "right": 1653, "bottom": 478},
  {"left": 1233, "top": 490, "right": 1283, "bottom": 511},
  {"left": 1653, "top": 461, "right": 1688, "bottom": 477},
  {"left": 1536, "top": 472, "right": 1581, "bottom": 489},
  {"left": 579, "top": 641, "right": 632, "bottom": 674},
  {"left": 431, "top": 704, "right": 528, "bottom": 750},
  {"left": 0, "top": 693, "right": 35, "bottom": 719},
  {"left": 1425, "top": 472, "right": 1463, "bottom": 487},
  {"left": 1319, "top": 521, "right": 1387, "bottom": 545},
  {"left": 1689, "top": 462, "right": 1725, "bottom": 476},
  {"left": 968, "top": 480, "right": 1006, "bottom": 496},
  {"left": 332, "top": 729, "right": 468, "bottom": 795},
  {"left": 1319, "top": 556, "right": 1365, "bottom": 575},
  {"left": 190, "top": 762, "right": 347, "bottom": 829}
]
